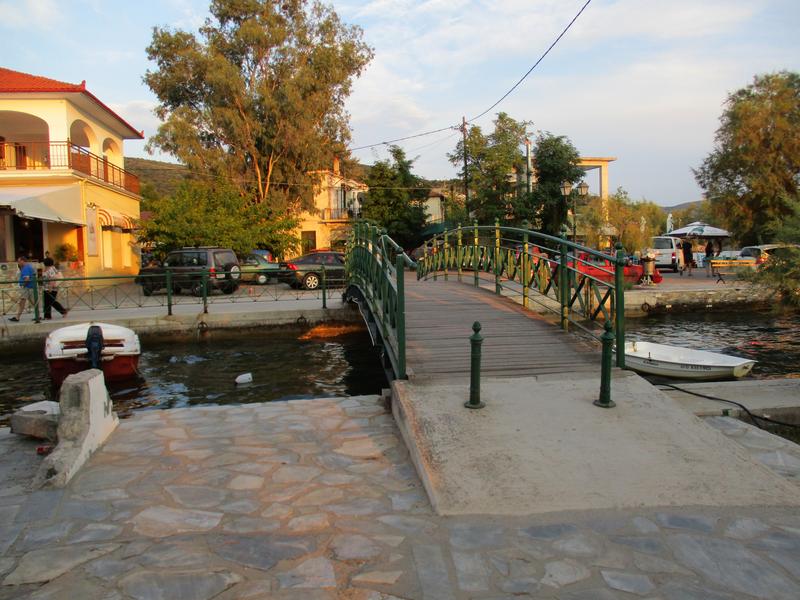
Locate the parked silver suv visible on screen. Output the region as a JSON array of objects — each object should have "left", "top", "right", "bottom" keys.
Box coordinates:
[{"left": 136, "top": 247, "right": 241, "bottom": 296}]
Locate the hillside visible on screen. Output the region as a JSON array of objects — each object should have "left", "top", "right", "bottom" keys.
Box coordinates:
[{"left": 125, "top": 157, "right": 191, "bottom": 199}]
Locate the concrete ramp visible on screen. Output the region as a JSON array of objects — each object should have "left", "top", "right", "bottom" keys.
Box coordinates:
[{"left": 392, "top": 371, "right": 800, "bottom": 515}]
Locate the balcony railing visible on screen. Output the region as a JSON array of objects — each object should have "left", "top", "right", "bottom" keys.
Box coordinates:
[
  {"left": 321, "top": 207, "right": 358, "bottom": 221},
  {"left": 0, "top": 140, "right": 140, "bottom": 195}
]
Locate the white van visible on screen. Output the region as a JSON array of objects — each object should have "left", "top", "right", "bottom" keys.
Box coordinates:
[{"left": 651, "top": 236, "right": 684, "bottom": 272}]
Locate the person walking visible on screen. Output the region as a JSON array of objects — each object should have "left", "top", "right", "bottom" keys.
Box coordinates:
[
  {"left": 681, "top": 240, "right": 694, "bottom": 277},
  {"left": 9, "top": 255, "right": 38, "bottom": 322},
  {"left": 704, "top": 240, "right": 715, "bottom": 276},
  {"left": 42, "top": 258, "right": 68, "bottom": 319}
]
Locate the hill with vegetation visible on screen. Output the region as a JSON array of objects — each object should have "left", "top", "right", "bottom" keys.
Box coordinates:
[{"left": 125, "top": 157, "right": 191, "bottom": 200}]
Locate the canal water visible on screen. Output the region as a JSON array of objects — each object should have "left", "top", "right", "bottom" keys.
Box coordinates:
[
  {"left": 626, "top": 309, "right": 800, "bottom": 380},
  {"left": 0, "top": 323, "right": 388, "bottom": 418}
]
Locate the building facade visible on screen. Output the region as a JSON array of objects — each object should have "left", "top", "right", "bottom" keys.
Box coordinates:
[
  {"left": 0, "top": 67, "right": 143, "bottom": 278},
  {"left": 296, "top": 158, "right": 367, "bottom": 254}
]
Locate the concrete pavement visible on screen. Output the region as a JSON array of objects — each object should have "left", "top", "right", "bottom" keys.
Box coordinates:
[{"left": 3, "top": 395, "right": 800, "bottom": 599}]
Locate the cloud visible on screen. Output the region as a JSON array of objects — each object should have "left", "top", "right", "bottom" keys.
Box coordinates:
[{"left": 0, "top": 0, "right": 61, "bottom": 30}]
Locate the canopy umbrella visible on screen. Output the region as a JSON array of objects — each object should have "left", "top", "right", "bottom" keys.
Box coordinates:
[{"left": 669, "top": 221, "right": 730, "bottom": 238}]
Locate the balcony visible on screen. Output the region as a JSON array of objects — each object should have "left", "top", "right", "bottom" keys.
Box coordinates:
[
  {"left": 0, "top": 140, "right": 140, "bottom": 195},
  {"left": 321, "top": 207, "right": 358, "bottom": 221}
]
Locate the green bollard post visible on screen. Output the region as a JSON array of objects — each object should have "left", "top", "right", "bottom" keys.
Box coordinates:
[
  {"left": 32, "top": 273, "right": 41, "bottom": 323},
  {"left": 202, "top": 268, "right": 209, "bottom": 314},
  {"left": 321, "top": 265, "right": 327, "bottom": 309},
  {"left": 166, "top": 268, "right": 173, "bottom": 316},
  {"left": 473, "top": 221, "right": 479, "bottom": 288},
  {"left": 614, "top": 241, "right": 626, "bottom": 369},
  {"left": 465, "top": 321, "right": 485, "bottom": 409},
  {"left": 594, "top": 320, "right": 616, "bottom": 408}
]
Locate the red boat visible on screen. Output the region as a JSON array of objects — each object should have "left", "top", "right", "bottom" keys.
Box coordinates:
[
  {"left": 549, "top": 252, "right": 662, "bottom": 285},
  {"left": 44, "top": 323, "right": 141, "bottom": 386}
]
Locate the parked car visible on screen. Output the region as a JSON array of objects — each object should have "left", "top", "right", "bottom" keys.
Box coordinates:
[
  {"left": 739, "top": 244, "right": 799, "bottom": 265},
  {"left": 135, "top": 247, "right": 241, "bottom": 296},
  {"left": 650, "top": 236, "right": 684, "bottom": 272},
  {"left": 239, "top": 253, "right": 281, "bottom": 285},
  {"left": 279, "top": 251, "right": 346, "bottom": 290}
]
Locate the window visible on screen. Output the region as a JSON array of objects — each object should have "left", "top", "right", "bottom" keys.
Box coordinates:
[
  {"left": 653, "top": 238, "right": 672, "bottom": 250},
  {"left": 213, "top": 251, "right": 235, "bottom": 267}
]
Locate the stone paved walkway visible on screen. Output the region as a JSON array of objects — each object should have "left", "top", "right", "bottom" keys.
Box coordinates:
[{"left": 2, "top": 395, "right": 800, "bottom": 599}]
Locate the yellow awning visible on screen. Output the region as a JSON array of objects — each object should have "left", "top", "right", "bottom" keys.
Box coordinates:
[{"left": 0, "top": 185, "right": 84, "bottom": 225}]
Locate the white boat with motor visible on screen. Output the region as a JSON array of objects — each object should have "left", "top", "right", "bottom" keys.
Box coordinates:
[
  {"left": 617, "top": 340, "right": 756, "bottom": 380},
  {"left": 45, "top": 322, "right": 141, "bottom": 386}
]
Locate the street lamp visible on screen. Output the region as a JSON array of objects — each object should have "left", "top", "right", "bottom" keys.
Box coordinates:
[{"left": 561, "top": 181, "right": 589, "bottom": 242}]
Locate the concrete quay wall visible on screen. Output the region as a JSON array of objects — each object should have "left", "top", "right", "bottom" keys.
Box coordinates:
[
  {"left": 0, "top": 301, "right": 359, "bottom": 346},
  {"left": 626, "top": 285, "right": 773, "bottom": 317}
]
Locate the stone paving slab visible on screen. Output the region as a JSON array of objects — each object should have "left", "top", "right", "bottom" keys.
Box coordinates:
[{"left": 1, "top": 395, "right": 800, "bottom": 599}]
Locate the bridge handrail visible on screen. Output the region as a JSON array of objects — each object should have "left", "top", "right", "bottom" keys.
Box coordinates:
[
  {"left": 345, "top": 221, "right": 415, "bottom": 378},
  {"left": 416, "top": 220, "right": 626, "bottom": 368}
]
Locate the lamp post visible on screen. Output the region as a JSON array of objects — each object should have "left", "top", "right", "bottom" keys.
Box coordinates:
[{"left": 560, "top": 181, "right": 589, "bottom": 242}]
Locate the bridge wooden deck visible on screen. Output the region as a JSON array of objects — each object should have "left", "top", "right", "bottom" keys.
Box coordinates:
[{"left": 405, "top": 277, "right": 600, "bottom": 379}]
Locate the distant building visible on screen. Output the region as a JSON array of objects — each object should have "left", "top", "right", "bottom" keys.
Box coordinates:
[
  {"left": 296, "top": 157, "right": 367, "bottom": 254},
  {"left": 0, "top": 67, "right": 143, "bottom": 276}
]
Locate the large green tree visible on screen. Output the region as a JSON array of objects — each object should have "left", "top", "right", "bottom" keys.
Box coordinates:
[
  {"left": 144, "top": 0, "right": 373, "bottom": 215},
  {"left": 527, "top": 133, "right": 584, "bottom": 237},
  {"left": 361, "top": 146, "right": 427, "bottom": 249},
  {"left": 448, "top": 113, "right": 530, "bottom": 224},
  {"left": 138, "top": 181, "right": 298, "bottom": 257},
  {"left": 694, "top": 71, "right": 800, "bottom": 245}
]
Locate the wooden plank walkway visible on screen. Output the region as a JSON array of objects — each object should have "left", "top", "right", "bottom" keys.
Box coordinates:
[{"left": 405, "top": 277, "right": 599, "bottom": 379}]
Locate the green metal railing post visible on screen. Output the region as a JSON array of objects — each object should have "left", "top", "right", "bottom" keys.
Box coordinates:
[
  {"left": 465, "top": 321, "right": 485, "bottom": 409},
  {"left": 32, "top": 275, "right": 41, "bottom": 323},
  {"left": 201, "top": 268, "right": 209, "bottom": 314},
  {"left": 473, "top": 221, "right": 479, "bottom": 288},
  {"left": 165, "top": 268, "right": 173, "bottom": 316},
  {"left": 522, "top": 219, "right": 530, "bottom": 309},
  {"left": 395, "top": 255, "right": 407, "bottom": 379},
  {"left": 321, "top": 265, "right": 327, "bottom": 309},
  {"left": 594, "top": 320, "right": 616, "bottom": 408},
  {"left": 559, "top": 225, "right": 569, "bottom": 330},
  {"left": 443, "top": 230, "right": 449, "bottom": 281},
  {"left": 494, "top": 218, "right": 501, "bottom": 295},
  {"left": 614, "top": 241, "right": 626, "bottom": 368},
  {"left": 457, "top": 223, "right": 463, "bottom": 282}
]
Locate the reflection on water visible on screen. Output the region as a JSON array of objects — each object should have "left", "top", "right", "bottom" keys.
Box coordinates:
[
  {"left": 0, "top": 325, "right": 388, "bottom": 416},
  {"left": 626, "top": 310, "right": 800, "bottom": 379}
]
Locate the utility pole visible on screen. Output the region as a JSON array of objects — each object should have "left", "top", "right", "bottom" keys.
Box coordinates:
[{"left": 461, "top": 116, "right": 470, "bottom": 217}]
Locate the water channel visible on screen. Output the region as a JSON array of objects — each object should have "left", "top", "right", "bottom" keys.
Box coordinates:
[{"left": 0, "top": 323, "right": 389, "bottom": 418}]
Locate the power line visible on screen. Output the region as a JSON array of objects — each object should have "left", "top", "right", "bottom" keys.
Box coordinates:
[
  {"left": 348, "top": 0, "right": 592, "bottom": 152},
  {"left": 467, "top": 0, "right": 592, "bottom": 123}
]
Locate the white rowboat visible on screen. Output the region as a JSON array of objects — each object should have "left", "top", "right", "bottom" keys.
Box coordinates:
[{"left": 617, "top": 341, "right": 755, "bottom": 380}]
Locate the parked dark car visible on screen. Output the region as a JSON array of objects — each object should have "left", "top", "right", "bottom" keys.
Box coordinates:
[
  {"left": 279, "top": 251, "right": 345, "bottom": 290},
  {"left": 240, "top": 253, "right": 281, "bottom": 285},
  {"left": 136, "top": 247, "right": 241, "bottom": 296}
]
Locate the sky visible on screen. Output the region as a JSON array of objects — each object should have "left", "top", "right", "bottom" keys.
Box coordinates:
[{"left": 2, "top": 0, "right": 798, "bottom": 206}]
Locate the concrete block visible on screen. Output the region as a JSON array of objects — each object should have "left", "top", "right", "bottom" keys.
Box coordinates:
[
  {"left": 10, "top": 401, "right": 60, "bottom": 441},
  {"left": 34, "top": 369, "right": 119, "bottom": 488}
]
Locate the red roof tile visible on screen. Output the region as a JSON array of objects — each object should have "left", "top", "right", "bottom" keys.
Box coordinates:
[{"left": 0, "top": 67, "right": 144, "bottom": 139}]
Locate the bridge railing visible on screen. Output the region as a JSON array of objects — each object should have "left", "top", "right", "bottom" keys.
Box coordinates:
[
  {"left": 416, "top": 220, "right": 626, "bottom": 368},
  {"left": 346, "top": 221, "right": 417, "bottom": 379}
]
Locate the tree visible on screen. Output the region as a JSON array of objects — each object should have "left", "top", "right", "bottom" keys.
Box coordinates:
[
  {"left": 448, "top": 113, "right": 530, "bottom": 224},
  {"left": 144, "top": 0, "right": 373, "bottom": 215},
  {"left": 527, "top": 133, "right": 584, "bottom": 236},
  {"left": 580, "top": 188, "right": 663, "bottom": 252},
  {"left": 361, "top": 146, "right": 427, "bottom": 249},
  {"left": 137, "top": 181, "right": 298, "bottom": 257},
  {"left": 695, "top": 71, "right": 800, "bottom": 245}
]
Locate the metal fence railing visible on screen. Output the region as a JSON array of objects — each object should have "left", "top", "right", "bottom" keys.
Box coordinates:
[{"left": 1, "top": 269, "right": 344, "bottom": 322}]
